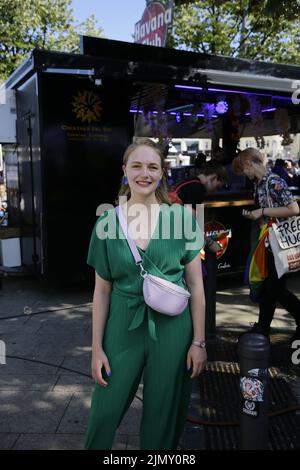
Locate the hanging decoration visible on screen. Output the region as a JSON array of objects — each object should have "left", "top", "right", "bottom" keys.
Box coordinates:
[
  {"left": 247, "top": 95, "right": 265, "bottom": 149},
  {"left": 215, "top": 100, "right": 229, "bottom": 115},
  {"left": 275, "top": 109, "right": 294, "bottom": 146},
  {"left": 201, "top": 102, "right": 215, "bottom": 136},
  {"left": 229, "top": 95, "right": 242, "bottom": 146},
  {"left": 142, "top": 84, "right": 171, "bottom": 150}
]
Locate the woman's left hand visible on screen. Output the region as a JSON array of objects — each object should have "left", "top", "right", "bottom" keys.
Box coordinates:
[
  {"left": 242, "top": 208, "right": 262, "bottom": 220},
  {"left": 187, "top": 345, "right": 207, "bottom": 378}
]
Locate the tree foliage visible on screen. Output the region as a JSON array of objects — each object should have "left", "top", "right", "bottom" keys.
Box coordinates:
[
  {"left": 170, "top": 0, "right": 300, "bottom": 64},
  {"left": 0, "top": 0, "right": 104, "bottom": 81}
]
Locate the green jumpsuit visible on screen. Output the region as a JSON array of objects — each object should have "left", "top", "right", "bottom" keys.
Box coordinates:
[{"left": 85, "top": 203, "right": 204, "bottom": 450}]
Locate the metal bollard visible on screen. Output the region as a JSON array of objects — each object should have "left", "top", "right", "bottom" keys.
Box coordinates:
[
  {"left": 238, "top": 333, "right": 270, "bottom": 450},
  {"left": 204, "top": 249, "right": 217, "bottom": 340}
]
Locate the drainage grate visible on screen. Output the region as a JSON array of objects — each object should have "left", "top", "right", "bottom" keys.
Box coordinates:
[{"left": 189, "top": 334, "right": 300, "bottom": 450}]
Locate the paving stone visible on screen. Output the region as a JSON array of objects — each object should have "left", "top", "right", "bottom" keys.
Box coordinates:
[
  {"left": 0, "top": 355, "right": 65, "bottom": 375},
  {"left": 12, "top": 433, "right": 85, "bottom": 450},
  {"left": 112, "top": 435, "right": 127, "bottom": 450},
  {"left": 0, "top": 320, "right": 42, "bottom": 335},
  {"left": 0, "top": 375, "right": 57, "bottom": 391},
  {"left": 53, "top": 374, "right": 94, "bottom": 392},
  {"left": 60, "top": 355, "right": 91, "bottom": 374},
  {"left": 117, "top": 396, "right": 142, "bottom": 435},
  {"left": 126, "top": 435, "right": 139, "bottom": 450},
  {"left": 56, "top": 392, "right": 91, "bottom": 434},
  {"left": 0, "top": 390, "right": 74, "bottom": 433},
  {"left": 3, "top": 333, "right": 90, "bottom": 357},
  {"left": 0, "top": 433, "right": 20, "bottom": 450}
]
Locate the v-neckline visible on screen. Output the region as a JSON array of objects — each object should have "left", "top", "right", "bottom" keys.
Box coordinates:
[
  {"left": 136, "top": 204, "right": 162, "bottom": 254},
  {"left": 120, "top": 203, "right": 162, "bottom": 255}
]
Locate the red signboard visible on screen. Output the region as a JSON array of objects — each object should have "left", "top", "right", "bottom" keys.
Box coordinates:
[
  {"left": 134, "top": 1, "right": 174, "bottom": 47},
  {"left": 204, "top": 221, "right": 232, "bottom": 260}
]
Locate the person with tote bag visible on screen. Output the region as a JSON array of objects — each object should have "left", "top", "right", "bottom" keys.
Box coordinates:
[
  {"left": 85, "top": 138, "right": 206, "bottom": 450},
  {"left": 232, "top": 147, "right": 300, "bottom": 342}
]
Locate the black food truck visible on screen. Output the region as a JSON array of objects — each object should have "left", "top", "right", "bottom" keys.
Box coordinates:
[{"left": 0, "top": 37, "right": 299, "bottom": 282}]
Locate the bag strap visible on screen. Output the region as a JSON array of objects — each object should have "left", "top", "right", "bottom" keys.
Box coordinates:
[
  {"left": 265, "top": 174, "right": 273, "bottom": 209},
  {"left": 115, "top": 205, "right": 142, "bottom": 264},
  {"left": 115, "top": 206, "right": 149, "bottom": 279}
]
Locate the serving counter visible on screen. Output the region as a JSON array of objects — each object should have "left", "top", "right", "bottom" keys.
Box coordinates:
[{"left": 203, "top": 193, "right": 256, "bottom": 276}]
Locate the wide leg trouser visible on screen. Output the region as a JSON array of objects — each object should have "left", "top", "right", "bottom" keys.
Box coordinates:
[{"left": 84, "top": 292, "right": 193, "bottom": 450}]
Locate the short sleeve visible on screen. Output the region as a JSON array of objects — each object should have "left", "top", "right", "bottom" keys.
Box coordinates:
[
  {"left": 269, "top": 176, "right": 295, "bottom": 207},
  {"left": 181, "top": 206, "right": 205, "bottom": 265},
  {"left": 87, "top": 212, "right": 112, "bottom": 281}
]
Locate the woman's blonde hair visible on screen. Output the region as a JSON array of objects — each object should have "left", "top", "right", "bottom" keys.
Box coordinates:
[
  {"left": 232, "top": 148, "right": 265, "bottom": 174},
  {"left": 117, "top": 138, "right": 171, "bottom": 205}
]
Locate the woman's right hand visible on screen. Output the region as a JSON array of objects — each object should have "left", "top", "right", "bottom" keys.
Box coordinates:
[{"left": 91, "top": 347, "right": 112, "bottom": 387}]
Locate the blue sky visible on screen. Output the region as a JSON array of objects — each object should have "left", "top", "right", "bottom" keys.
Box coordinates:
[{"left": 72, "top": 0, "right": 146, "bottom": 42}]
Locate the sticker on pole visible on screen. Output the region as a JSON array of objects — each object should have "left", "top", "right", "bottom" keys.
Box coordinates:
[
  {"left": 240, "top": 376, "right": 264, "bottom": 402},
  {"left": 243, "top": 399, "right": 259, "bottom": 418}
]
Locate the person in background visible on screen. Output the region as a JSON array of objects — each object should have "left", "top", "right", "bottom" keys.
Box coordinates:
[
  {"left": 232, "top": 147, "right": 300, "bottom": 343},
  {"left": 294, "top": 160, "right": 300, "bottom": 190},
  {"left": 211, "top": 146, "right": 224, "bottom": 162},
  {"left": 173, "top": 162, "right": 228, "bottom": 253},
  {"left": 285, "top": 159, "right": 298, "bottom": 187},
  {"left": 272, "top": 158, "right": 290, "bottom": 184},
  {"left": 293, "top": 160, "right": 300, "bottom": 176},
  {"left": 194, "top": 152, "right": 207, "bottom": 170}
]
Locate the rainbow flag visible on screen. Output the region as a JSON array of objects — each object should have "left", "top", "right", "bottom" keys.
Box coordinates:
[{"left": 244, "top": 224, "right": 270, "bottom": 303}]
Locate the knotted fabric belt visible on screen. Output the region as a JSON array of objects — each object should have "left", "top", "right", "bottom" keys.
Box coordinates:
[{"left": 113, "top": 286, "right": 157, "bottom": 341}]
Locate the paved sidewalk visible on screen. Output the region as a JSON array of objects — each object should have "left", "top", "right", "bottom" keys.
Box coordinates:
[{"left": 0, "top": 273, "right": 299, "bottom": 450}]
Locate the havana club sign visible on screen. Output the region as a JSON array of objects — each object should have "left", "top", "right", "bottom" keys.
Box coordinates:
[{"left": 134, "top": 1, "right": 174, "bottom": 47}]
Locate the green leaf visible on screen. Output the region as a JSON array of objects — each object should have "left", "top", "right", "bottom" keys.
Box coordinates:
[{"left": 0, "top": 0, "right": 104, "bottom": 81}]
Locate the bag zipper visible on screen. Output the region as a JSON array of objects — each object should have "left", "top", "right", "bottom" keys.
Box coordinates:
[{"left": 145, "top": 274, "right": 190, "bottom": 298}]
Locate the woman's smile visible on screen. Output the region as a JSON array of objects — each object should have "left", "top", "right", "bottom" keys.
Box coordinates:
[{"left": 135, "top": 180, "right": 152, "bottom": 187}]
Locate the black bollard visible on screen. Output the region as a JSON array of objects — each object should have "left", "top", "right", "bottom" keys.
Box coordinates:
[
  {"left": 238, "top": 333, "right": 270, "bottom": 450},
  {"left": 204, "top": 249, "right": 217, "bottom": 340}
]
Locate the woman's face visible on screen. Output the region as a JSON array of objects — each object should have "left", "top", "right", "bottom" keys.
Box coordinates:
[
  {"left": 242, "top": 161, "right": 256, "bottom": 180},
  {"left": 123, "top": 145, "right": 163, "bottom": 197}
]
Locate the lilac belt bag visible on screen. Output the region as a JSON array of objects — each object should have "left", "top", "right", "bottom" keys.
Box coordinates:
[{"left": 115, "top": 206, "right": 190, "bottom": 316}]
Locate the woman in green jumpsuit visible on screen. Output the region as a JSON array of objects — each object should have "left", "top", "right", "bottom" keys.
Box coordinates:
[{"left": 85, "top": 138, "right": 207, "bottom": 450}]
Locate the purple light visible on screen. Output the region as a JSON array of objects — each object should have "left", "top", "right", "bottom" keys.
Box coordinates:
[
  {"left": 130, "top": 109, "right": 218, "bottom": 119},
  {"left": 215, "top": 100, "right": 229, "bottom": 114},
  {"left": 196, "top": 113, "right": 218, "bottom": 118},
  {"left": 245, "top": 107, "right": 277, "bottom": 116},
  {"left": 175, "top": 85, "right": 203, "bottom": 91},
  {"left": 262, "top": 107, "right": 277, "bottom": 112},
  {"left": 175, "top": 84, "right": 292, "bottom": 101},
  {"left": 208, "top": 88, "right": 291, "bottom": 101},
  {"left": 129, "top": 110, "right": 162, "bottom": 115}
]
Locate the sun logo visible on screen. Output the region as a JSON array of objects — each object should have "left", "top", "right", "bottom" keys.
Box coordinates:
[{"left": 71, "top": 90, "right": 102, "bottom": 123}]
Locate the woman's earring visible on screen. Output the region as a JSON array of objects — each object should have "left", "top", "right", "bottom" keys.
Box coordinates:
[{"left": 123, "top": 175, "right": 128, "bottom": 185}]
